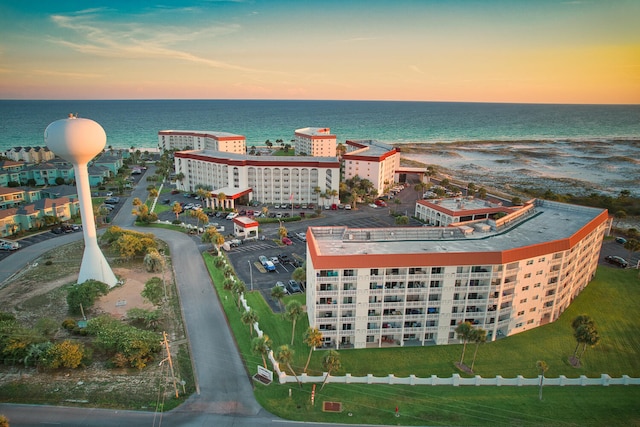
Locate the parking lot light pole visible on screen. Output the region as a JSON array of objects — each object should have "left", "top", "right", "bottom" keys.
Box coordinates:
[{"left": 248, "top": 259, "right": 253, "bottom": 291}]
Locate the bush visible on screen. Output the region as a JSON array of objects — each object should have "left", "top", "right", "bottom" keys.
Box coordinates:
[
  {"left": 61, "top": 318, "right": 77, "bottom": 330},
  {"left": 66, "top": 280, "right": 109, "bottom": 315}
]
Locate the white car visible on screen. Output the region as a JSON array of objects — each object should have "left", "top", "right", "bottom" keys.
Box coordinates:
[
  {"left": 226, "top": 212, "right": 238, "bottom": 220},
  {"left": 344, "top": 204, "right": 352, "bottom": 210},
  {"left": 296, "top": 232, "right": 306, "bottom": 242},
  {"left": 368, "top": 203, "right": 378, "bottom": 208}
]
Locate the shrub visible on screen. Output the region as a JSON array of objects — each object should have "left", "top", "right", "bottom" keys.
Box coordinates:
[
  {"left": 66, "top": 280, "right": 109, "bottom": 315},
  {"left": 61, "top": 318, "right": 77, "bottom": 330}
]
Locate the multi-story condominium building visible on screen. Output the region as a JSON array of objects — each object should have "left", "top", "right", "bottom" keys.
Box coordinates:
[
  {"left": 294, "top": 127, "right": 337, "bottom": 157},
  {"left": 158, "top": 130, "right": 246, "bottom": 154},
  {"left": 305, "top": 199, "right": 608, "bottom": 349},
  {"left": 342, "top": 140, "right": 401, "bottom": 197},
  {"left": 3, "top": 146, "right": 55, "bottom": 163},
  {"left": 0, "top": 196, "right": 79, "bottom": 238},
  {"left": 174, "top": 150, "right": 340, "bottom": 208},
  {"left": 0, "top": 161, "right": 24, "bottom": 187}
]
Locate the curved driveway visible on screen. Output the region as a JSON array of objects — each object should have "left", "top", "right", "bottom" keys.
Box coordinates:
[{"left": 0, "top": 167, "right": 318, "bottom": 427}]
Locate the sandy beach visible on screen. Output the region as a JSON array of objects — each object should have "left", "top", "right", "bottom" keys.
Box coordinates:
[{"left": 399, "top": 139, "right": 640, "bottom": 198}]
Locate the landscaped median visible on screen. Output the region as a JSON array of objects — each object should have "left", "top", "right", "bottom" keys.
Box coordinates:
[{"left": 203, "top": 252, "right": 640, "bottom": 426}]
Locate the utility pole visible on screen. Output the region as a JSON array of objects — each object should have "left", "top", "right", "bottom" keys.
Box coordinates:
[
  {"left": 248, "top": 259, "right": 253, "bottom": 291},
  {"left": 161, "top": 331, "right": 179, "bottom": 398}
]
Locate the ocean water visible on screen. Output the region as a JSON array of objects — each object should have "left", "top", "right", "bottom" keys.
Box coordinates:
[{"left": 0, "top": 100, "right": 639, "bottom": 151}]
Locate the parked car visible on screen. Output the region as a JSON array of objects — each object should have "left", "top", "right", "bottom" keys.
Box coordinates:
[
  {"left": 286, "top": 280, "right": 302, "bottom": 293},
  {"left": 282, "top": 237, "right": 293, "bottom": 245},
  {"left": 259, "top": 255, "right": 276, "bottom": 272},
  {"left": 615, "top": 237, "right": 627, "bottom": 244},
  {"left": 275, "top": 281, "right": 289, "bottom": 294},
  {"left": 605, "top": 255, "right": 628, "bottom": 268},
  {"left": 344, "top": 204, "right": 352, "bottom": 210},
  {"left": 296, "top": 232, "right": 306, "bottom": 242},
  {"left": 104, "top": 197, "right": 120, "bottom": 204},
  {"left": 226, "top": 212, "right": 239, "bottom": 220},
  {"left": 278, "top": 254, "right": 291, "bottom": 264},
  {"left": 375, "top": 199, "right": 387, "bottom": 207},
  {"left": 162, "top": 198, "right": 171, "bottom": 204}
]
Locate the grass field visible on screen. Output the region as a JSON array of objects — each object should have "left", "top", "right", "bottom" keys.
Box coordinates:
[{"left": 204, "top": 252, "right": 640, "bottom": 426}]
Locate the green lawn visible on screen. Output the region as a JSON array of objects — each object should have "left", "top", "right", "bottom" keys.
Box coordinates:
[{"left": 204, "top": 253, "right": 640, "bottom": 426}]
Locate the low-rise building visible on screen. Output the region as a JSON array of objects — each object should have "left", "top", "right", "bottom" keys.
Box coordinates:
[{"left": 305, "top": 199, "right": 608, "bottom": 349}]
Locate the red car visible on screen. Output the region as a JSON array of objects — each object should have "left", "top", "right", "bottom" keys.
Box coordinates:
[{"left": 282, "top": 237, "right": 293, "bottom": 245}]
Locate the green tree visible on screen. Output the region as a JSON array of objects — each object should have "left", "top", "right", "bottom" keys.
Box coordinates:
[
  {"left": 395, "top": 215, "right": 409, "bottom": 225},
  {"left": 303, "top": 327, "right": 323, "bottom": 373},
  {"left": 320, "top": 350, "right": 341, "bottom": 390},
  {"left": 141, "top": 277, "right": 164, "bottom": 305},
  {"left": 455, "top": 321, "right": 474, "bottom": 366},
  {"left": 251, "top": 335, "right": 272, "bottom": 368},
  {"left": 278, "top": 225, "right": 288, "bottom": 239},
  {"left": 623, "top": 238, "right": 640, "bottom": 262},
  {"left": 285, "top": 301, "right": 304, "bottom": 345},
  {"left": 232, "top": 281, "right": 247, "bottom": 308},
  {"left": 270, "top": 285, "right": 286, "bottom": 311},
  {"left": 292, "top": 266, "right": 306, "bottom": 285},
  {"left": 275, "top": 344, "right": 301, "bottom": 387},
  {"left": 478, "top": 187, "right": 487, "bottom": 199},
  {"left": 536, "top": 360, "right": 549, "bottom": 401},
  {"left": 241, "top": 309, "right": 259, "bottom": 337},
  {"left": 0, "top": 414, "right": 10, "bottom": 427},
  {"left": 66, "top": 280, "right": 109, "bottom": 315}
]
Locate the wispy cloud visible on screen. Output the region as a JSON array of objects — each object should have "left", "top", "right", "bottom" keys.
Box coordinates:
[
  {"left": 32, "top": 69, "right": 103, "bottom": 79},
  {"left": 48, "top": 11, "right": 256, "bottom": 72}
]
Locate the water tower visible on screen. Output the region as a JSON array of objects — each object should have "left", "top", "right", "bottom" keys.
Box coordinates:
[{"left": 44, "top": 115, "right": 118, "bottom": 287}]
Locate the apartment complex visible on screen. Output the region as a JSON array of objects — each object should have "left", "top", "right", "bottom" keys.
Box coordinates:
[
  {"left": 294, "top": 127, "right": 337, "bottom": 157},
  {"left": 158, "top": 130, "right": 246, "bottom": 154},
  {"left": 415, "top": 197, "right": 518, "bottom": 227},
  {"left": 305, "top": 199, "right": 608, "bottom": 349},
  {"left": 174, "top": 150, "right": 340, "bottom": 207},
  {"left": 342, "top": 140, "right": 401, "bottom": 197}
]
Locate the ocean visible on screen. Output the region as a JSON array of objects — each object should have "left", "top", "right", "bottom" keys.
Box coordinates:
[
  {"left": 0, "top": 100, "right": 639, "bottom": 151},
  {"left": 1, "top": 100, "right": 638, "bottom": 196}
]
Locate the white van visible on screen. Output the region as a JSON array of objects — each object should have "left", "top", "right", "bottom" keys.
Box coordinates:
[{"left": 0, "top": 239, "right": 20, "bottom": 251}]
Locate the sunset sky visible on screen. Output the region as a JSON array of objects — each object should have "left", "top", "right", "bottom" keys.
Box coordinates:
[{"left": 1, "top": 0, "right": 638, "bottom": 104}]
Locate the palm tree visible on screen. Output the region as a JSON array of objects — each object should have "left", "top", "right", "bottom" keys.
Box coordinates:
[
  {"left": 196, "top": 188, "right": 210, "bottom": 208},
  {"left": 270, "top": 285, "right": 286, "bottom": 311},
  {"left": 217, "top": 192, "right": 227, "bottom": 210},
  {"left": 536, "top": 360, "right": 549, "bottom": 401},
  {"left": 132, "top": 197, "right": 142, "bottom": 208},
  {"left": 251, "top": 335, "right": 272, "bottom": 368},
  {"left": 222, "top": 277, "right": 234, "bottom": 294},
  {"left": 320, "top": 350, "right": 341, "bottom": 390},
  {"left": 172, "top": 202, "right": 183, "bottom": 221},
  {"left": 275, "top": 345, "right": 301, "bottom": 387},
  {"left": 455, "top": 321, "right": 474, "bottom": 366},
  {"left": 278, "top": 225, "right": 288, "bottom": 239},
  {"left": 303, "top": 327, "right": 323, "bottom": 372},
  {"left": 623, "top": 238, "right": 640, "bottom": 262},
  {"left": 232, "top": 281, "right": 247, "bottom": 308},
  {"left": 313, "top": 186, "right": 321, "bottom": 203},
  {"left": 148, "top": 188, "right": 158, "bottom": 201},
  {"left": 292, "top": 266, "right": 306, "bottom": 285},
  {"left": 285, "top": 300, "right": 304, "bottom": 345},
  {"left": 241, "top": 309, "right": 259, "bottom": 337},
  {"left": 575, "top": 323, "right": 600, "bottom": 360},
  {"left": 571, "top": 314, "right": 594, "bottom": 360},
  {"left": 467, "top": 182, "right": 476, "bottom": 196},
  {"left": 469, "top": 327, "right": 487, "bottom": 371}
]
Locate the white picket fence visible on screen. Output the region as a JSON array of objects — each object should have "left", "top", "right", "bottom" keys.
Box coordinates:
[{"left": 237, "top": 293, "right": 640, "bottom": 388}]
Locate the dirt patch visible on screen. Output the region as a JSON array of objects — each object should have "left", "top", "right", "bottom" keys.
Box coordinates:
[{"left": 94, "top": 267, "right": 156, "bottom": 319}]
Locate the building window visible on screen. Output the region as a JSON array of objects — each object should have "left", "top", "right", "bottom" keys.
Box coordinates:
[
  {"left": 522, "top": 285, "right": 530, "bottom": 291},
  {"left": 526, "top": 260, "right": 534, "bottom": 265},
  {"left": 519, "top": 298, "right": 527, "bottom": 304}
]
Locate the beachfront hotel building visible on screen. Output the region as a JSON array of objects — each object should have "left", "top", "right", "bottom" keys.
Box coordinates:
[
  {"left": 342, "top": 140, "right": 401, "bottom": 197},
  {"left": 305, "top": 199, "right": 608, "bottom": 349},
  {"left": 174, "top": 150, "right": 340, "bottom": 208},
  {"left": 294, "top": 127, "right": 337, "bottom": 157},
  {"left": 415, "top": 197, "right": 517, "bottom": 227},
  {"left": 158, "top": 130, "right": 246, "bottom": 154}
]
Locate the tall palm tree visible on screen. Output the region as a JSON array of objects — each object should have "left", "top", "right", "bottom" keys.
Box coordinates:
[
  {"left": 232, "top": 281, "right": 247, "bottom": 308},
  {"left": 469, "top": 327, "right": 487, "bottom": 371},
  {"left": 455, "top": 321, "right": 474, "bottom": 365},
  {"left": 285, "top": 300, "right": 304, "bottom": 345},
  {"left": 536, "top": 360, "right": 549, "bottom": 401},
  {"left": 303, "top": 327, "right": 323, "bottom": 372},
  {"left": 241, "top": 309, "right": 259, "bottom": 337},
  {"left": 270, "top": 285, "right": 286, "bottom": 311},
  {"left": 275, "top": 344, "right": 301, "bottom": 387},
  {"left": 251, "top": 335, "right": 272, "bottom": 368},
  {"left": 172, "top": 202, "right": 183, "bottom": 221},
  {"left": 217, "top": 192, "right": 227, "bottom": 210},
  {"left": 320, "top": 350, "right": 341, "bottom": 390}
]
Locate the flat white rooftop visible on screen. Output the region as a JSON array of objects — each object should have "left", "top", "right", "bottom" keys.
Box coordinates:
[{"left": 310, "top": 200, "right": 606, "bottom": 256}]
